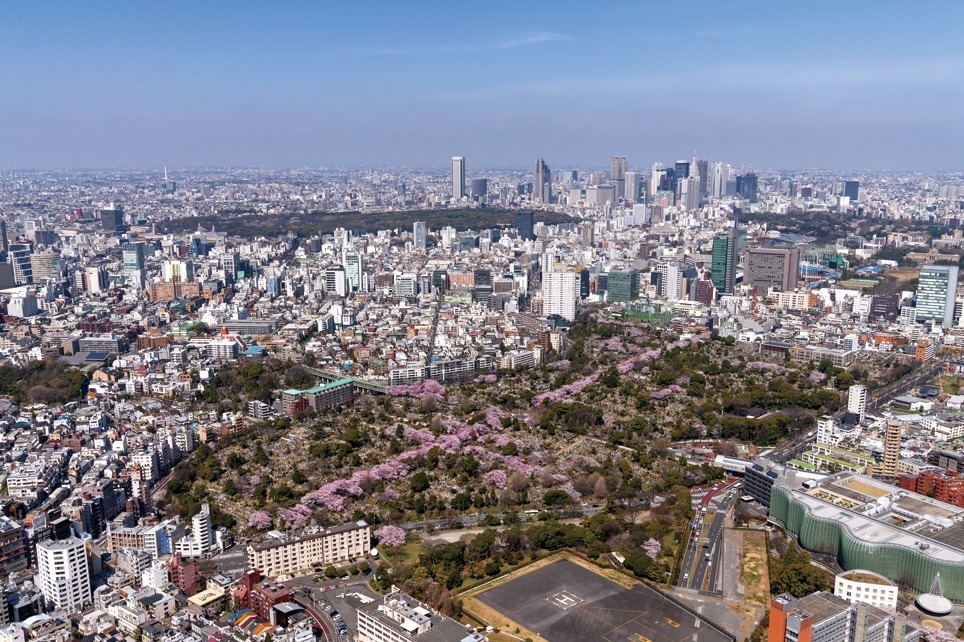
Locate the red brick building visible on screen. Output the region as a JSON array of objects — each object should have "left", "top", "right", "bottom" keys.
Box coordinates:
[
  {"left": 233, "top": 569, "right": 295, "bottom": 624},
  {"left": 899, "top": 470, "right": 964, "bottom": 508},
  {"left": 166, "top": 552, "right": 201, "bottom": 597}
]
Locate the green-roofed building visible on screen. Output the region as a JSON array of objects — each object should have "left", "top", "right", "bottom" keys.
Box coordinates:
[{"left": 281, "top": 378, "right": 356, "bottom": 416}]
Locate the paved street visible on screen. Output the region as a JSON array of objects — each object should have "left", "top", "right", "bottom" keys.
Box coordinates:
[{"left": 677, "top": 478, "right": 739, "bottom": 592}]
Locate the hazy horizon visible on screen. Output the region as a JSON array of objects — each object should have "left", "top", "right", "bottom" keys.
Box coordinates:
[{"left": 2, "top": 1, "right": 962, "bottom": 171}]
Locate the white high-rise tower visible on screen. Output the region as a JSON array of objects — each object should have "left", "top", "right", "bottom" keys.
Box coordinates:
[
  {"left": 37, "top": 538, "right": 91, "bottom": 612},
  {"left": 848, "top": 384, "right": 867, "bottom": 422},
  {"left": 452, "top": 156, "right": 466, "bottom": 200}
]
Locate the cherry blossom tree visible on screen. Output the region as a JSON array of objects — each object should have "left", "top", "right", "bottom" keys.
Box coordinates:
[
  {"left": 248, "top": 511, "right": 272, "bottom": 530},
  {"left": 483, "top": 470, "right": 508, "bottom": 489},
  {"left": 643, "top": 538, "right": 662, "bottom": 559},
  {"left": 374, "top": 525, "right": 406, "bottom": 547},
  {"left": 280, "top": 504, "right": 313, "bottom": 529}
]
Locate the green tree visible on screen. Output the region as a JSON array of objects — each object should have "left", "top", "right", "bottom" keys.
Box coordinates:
[
  {"left": 253, "top": 444, "right": 269, "bottom": 466},
  {"left": 411, "top": 472, "right": 430, "bottom": 493},
  {"left": 543, "top": 489, "right": 573, "bottom": 506},
  {"left": 450, "top": 492, "right": 472, "bottom": 511}
]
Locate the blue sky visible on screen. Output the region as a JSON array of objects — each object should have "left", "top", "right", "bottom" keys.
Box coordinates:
[{"left": 1, "top": 1, "right": 962, "bottom": 170}]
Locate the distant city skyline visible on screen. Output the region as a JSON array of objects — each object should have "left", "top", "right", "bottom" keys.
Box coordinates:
[{"left": 2, "top": 1, "right": 963, "bottom": 170}]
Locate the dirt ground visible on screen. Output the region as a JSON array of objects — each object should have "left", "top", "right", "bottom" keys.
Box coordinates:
[{"left": 740, "top": 529, "right": 770, "bottom": 607}]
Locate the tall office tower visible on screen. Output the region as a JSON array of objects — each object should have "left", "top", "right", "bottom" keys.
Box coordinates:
[
  {"left": 743, "top": 248, "right": 800, "bottom": 293},
  {"left": 534, "top": 158, "right": 551, "bottom": 203},
  {"left": 451, "top": 156, "right": 466, "bottom": 199},
  {"left": 696, "top": 159, "right": 708, "bottom": 196},
  {"left": 9, "top": 244, "right": 32, "bottom": 285},
  {"left": 710, "top": 219, "right": 739, "bottom": 295},
  {"left": 655, "top": 262, "right": 682, "bottom": 300},
  {"left": 646, "top": 163, "right": 666, "bottom": 194},
  {"left": 121, "top": 242, "right": 146, "bottom": 276},
  {"left": 222, "top": 252, "right": 241, "bottom": 283},
  {"left": 673, "top": 160, "right": 690, "bottom": 179},
  {"left": 517, "top": 211, "right": 535, "bottom": 241},
  {"left": 99, "top": 204, "right": 125, "bottom": 232},
  {"left": 542, "top": 271, "right": 579, "bottom": 322},
  {"left": 0, "top": 264, "right": 15, "bottom": 290},
  {"left": 678, "top": 177, "right": 700, "bottom": 210},
  {"left": 606, "top": 270, "right": 640, "bottom": 302},
  {"left": 624, "top": 171, "right": 641, "bottom": 204},
  {"left": 0, "top": 220, "right": 8, "bottom": 253},
  {"left": 768, "top": 593, "right": 916, "bottom": 642},
  {"left": 610, "top": 155, "right": 627, "bottom": 181},
  {"left": 30, "top": 250, "right": 62, "bottom": 283},
  {"left": 413, "top": 221, "right": 427, "bottom": 250},
  {"left": 344, "top": 250, "right": 363, "bottom": 292},
  {"left": 847, "top": 384, "right": 867, "bottom": 423},
  {"left": 844, "top": 180, "right": 860, "bottom": 201},
  {"left": 737, "top": 172, "right": 759, "bottom": 203},
  {"left": 86, "top": 266, "right": 109, "bottom": 294},
  {"left": 916, "top": 265, "right": 959, "bottom": 327},
  {"left": 470, "top": 178, "right": 488, "bottom": 201},
  {"left": 709, "top": 162, "right": 729, "bottom": 198},
  {"left": 880, "top": 421, "right": 903, "bottom": 479},
  {"left": 37, "top": 538, "right": 91, "bottom": 612}
]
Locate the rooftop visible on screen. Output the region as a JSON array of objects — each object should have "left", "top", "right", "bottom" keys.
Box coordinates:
[
  {"left": 779, "top": 472, "right": 964, "bottom": 565},
  {"left": 838, "top": 570, "right": 895, "bottom": 587}
]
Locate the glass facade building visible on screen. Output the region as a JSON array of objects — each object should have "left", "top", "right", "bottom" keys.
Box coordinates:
[
  {"left": 770, "top": 485, "right": 964, "bottom": 602},
  {"left": 916, "top": 265, "right": 958, "bottom": 327}
]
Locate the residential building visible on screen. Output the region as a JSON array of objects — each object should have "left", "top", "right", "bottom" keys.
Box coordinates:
[
  {"left": 542, "top": 271, "right": 579, "bottom": 322},
  {"left": 879, "top": 421, "right": 903, "bottom": 479},
  {"left": 246, "top": 521, "right": 370, "bottom": 578},
  {"left": 37, "top": 537, "right": 91, "bottom": 612},
  {"left": 847, "top": 384, "right": 867, "bottom": 422},
  {"left": 0, "top": 516, "right": 28, "bottom": 574}
]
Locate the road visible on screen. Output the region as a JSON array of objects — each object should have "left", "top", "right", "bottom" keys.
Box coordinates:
[
  {"left": 399, "top": 503, "right": 609, "bottom": 532},
  {"left": 677, "top": 478, "right": 739, "bottom": 592},
  {"left": 867, "top": 362, "right": 944, "bottom": 410},
  {"left": 287, "top": 571, "right": 378, "bottom": 642},
  {"left": 763, "top": 362, "right": 945, "bottom": 465}
]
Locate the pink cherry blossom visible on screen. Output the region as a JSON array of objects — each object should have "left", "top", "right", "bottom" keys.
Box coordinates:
[{"left": 374, "top": 524, "right": 406, "bottom": 547}]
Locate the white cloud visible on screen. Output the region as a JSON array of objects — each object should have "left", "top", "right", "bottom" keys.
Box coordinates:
[
  {"left": 334, "top": 31, "right": 571, "bottom": 57},
  {"left": 432, "top": 57, "right": 964, "bottom": 100}
]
